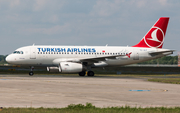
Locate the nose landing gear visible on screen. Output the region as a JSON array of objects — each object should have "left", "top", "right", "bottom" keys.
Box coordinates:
[
  {"left": 29, "top": 71, "right": 34, "bottom": 76},
  {"left": 29, "top": 66, "right": 34, "bottom": 76}
]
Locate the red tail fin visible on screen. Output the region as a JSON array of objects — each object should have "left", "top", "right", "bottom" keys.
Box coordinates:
[{"left": 133, "top": 17, "right": 169, "bottom": 48}]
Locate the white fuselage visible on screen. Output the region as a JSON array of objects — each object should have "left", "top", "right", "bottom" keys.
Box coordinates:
[{"left": 6, "top": 45, "right": 172, "bottom": 67}]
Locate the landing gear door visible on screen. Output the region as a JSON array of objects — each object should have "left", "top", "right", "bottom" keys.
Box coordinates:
[
  {"left": 133, "top": 49, "right": 139, "bottom": 60},
  {"left": 30, "top": 47, "right": 36, "bottom": 59}
]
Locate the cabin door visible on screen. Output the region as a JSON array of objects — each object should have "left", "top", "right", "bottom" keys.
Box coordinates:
[
  {"left": 133, "top": 50, "right": 139, "bottom": 60},
  {"left": 30, "top": 47, "right": 36, "bottom": 59}
]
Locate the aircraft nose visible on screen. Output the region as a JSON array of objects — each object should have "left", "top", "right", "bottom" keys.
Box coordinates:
[{"left": 6, "top": 55, "right": 14, "bottom": 63}]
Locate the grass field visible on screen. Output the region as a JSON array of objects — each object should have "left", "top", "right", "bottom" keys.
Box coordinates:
[
  {"left": 148, "top": 78, "right": 180, "bottom": 84},
  {"left": 1, "top": 103, "right": 180, "bottom": 113}
]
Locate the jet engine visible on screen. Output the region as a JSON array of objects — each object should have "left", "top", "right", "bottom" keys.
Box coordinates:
[{"left": 47, "top": 62, "right": 85, "bottom": 73}]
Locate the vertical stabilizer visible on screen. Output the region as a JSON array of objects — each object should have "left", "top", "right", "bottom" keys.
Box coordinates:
[{"left": 133, "top": 17, "right": 169, "bottom": 48}]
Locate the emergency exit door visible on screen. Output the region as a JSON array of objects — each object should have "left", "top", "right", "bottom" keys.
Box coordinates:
[{"left": 30, "top": 47, "right": 36, "bottom": 59}]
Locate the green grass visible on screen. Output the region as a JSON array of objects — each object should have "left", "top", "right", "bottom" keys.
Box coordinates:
[
  {"left": 148, "top": 78, "right": 180, "bottom": 84},
  {"left": 1, "top": 103, "right": 180, "bottom": 113}
]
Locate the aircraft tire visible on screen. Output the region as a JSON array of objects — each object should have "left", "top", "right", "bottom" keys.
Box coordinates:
[
  {"left": 29, "top": 71, "right": 34, "bottom": 76},
  {"left": 79, "top": 71, "right": 86, "bottom": 76},
  {"left": 87, "top": 71, "right": 94, "bottom": 76}
]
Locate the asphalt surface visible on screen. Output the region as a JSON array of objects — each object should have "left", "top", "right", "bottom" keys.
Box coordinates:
[{"left": 0, "top": 74, "right": 180, "bottom": 108}]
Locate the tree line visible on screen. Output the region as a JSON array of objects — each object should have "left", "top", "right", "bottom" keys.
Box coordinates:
[
  {"left": 0, "top": 55, "right": 178, "bottom": 65},
  {"left": 138, "top": 56, "right": 178, "bottom": 65},
  {"left": 0, "top": 55, "right": 7, "bottom": 64}
]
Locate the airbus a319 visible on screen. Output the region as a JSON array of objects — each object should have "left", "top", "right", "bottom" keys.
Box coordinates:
[{"left": 6, "top": 17, "right": 174, "bottom": 76}]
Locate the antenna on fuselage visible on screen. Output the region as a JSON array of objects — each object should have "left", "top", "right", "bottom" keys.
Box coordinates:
[
  {"left": 106, "top": 44, "right": 108, "bottom": 46},
  {"left": 33, "top": 43, "right": 35, "bottom": 46}
]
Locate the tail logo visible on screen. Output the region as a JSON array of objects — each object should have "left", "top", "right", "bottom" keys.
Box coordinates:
[{"left": 144, "top": 27, "right": 164, "bottom": 48}]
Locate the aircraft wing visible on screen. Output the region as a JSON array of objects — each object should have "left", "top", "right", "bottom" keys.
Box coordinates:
[
  {"left": 78, "top": 55, "right": 125, "bottom": 63},
  {"left": 53, "top": 54, "right": 126, "bottom": 64}
]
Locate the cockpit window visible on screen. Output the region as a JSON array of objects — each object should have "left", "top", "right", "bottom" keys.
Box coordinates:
[{"left": 13, "top": 51, "right": 24, "bottom": 54}]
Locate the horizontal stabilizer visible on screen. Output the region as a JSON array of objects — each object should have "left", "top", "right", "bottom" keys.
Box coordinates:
[{"left": 149, "top": 50, "right": 175, "bottom": 55}]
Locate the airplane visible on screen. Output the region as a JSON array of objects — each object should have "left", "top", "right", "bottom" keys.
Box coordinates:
[{"left": 6, "top": 17, "right": 174, "bottom": 76}]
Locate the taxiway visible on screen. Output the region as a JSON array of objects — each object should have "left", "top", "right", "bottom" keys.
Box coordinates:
[{"left": 0, "top": 74, "right": 179, "bottom": 108}]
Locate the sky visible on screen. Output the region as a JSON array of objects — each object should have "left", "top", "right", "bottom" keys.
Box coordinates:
[{"left": 0, "top": 0, "right": 180, "bottom": 55}]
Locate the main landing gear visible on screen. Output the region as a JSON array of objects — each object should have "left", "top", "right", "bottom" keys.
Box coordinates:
[
  {"left": 78, "top": 71, "right": 94, "bottom": 76},
  {"left": 79, "top": 71, "right": 86, "bottom": 76},
  {"left": 87, "top": 71, "right": 94, "bottom": 76},
  {"left": 29, "top": 66, "right": 34, "bottom": 76}
]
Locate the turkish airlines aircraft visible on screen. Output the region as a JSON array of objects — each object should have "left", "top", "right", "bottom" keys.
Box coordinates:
[{"left": 6, "top": 17, "right": 174, "bottom": 76}]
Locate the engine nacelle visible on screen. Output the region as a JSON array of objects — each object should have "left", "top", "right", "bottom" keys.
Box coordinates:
[
  {"left": 47, "top": 62, "right": 85, "bottom": 73},
  {"left": 59, "top": 62, "right": 83, "bottom": 73}
]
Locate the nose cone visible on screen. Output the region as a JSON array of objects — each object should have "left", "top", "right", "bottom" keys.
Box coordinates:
[{"left": 6, "top": 55, "right": 14, "bottom": 64}]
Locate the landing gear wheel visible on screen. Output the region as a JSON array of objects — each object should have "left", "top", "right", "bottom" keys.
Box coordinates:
[
  {"left": 29, "top": 71, "right": 34, "bottom": 76},
  {"left": 79, "top": 71, "right": 86, "bottom": 76},
  {"left": 87, "top": 71, "right": 94, "bottom": 76}
]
